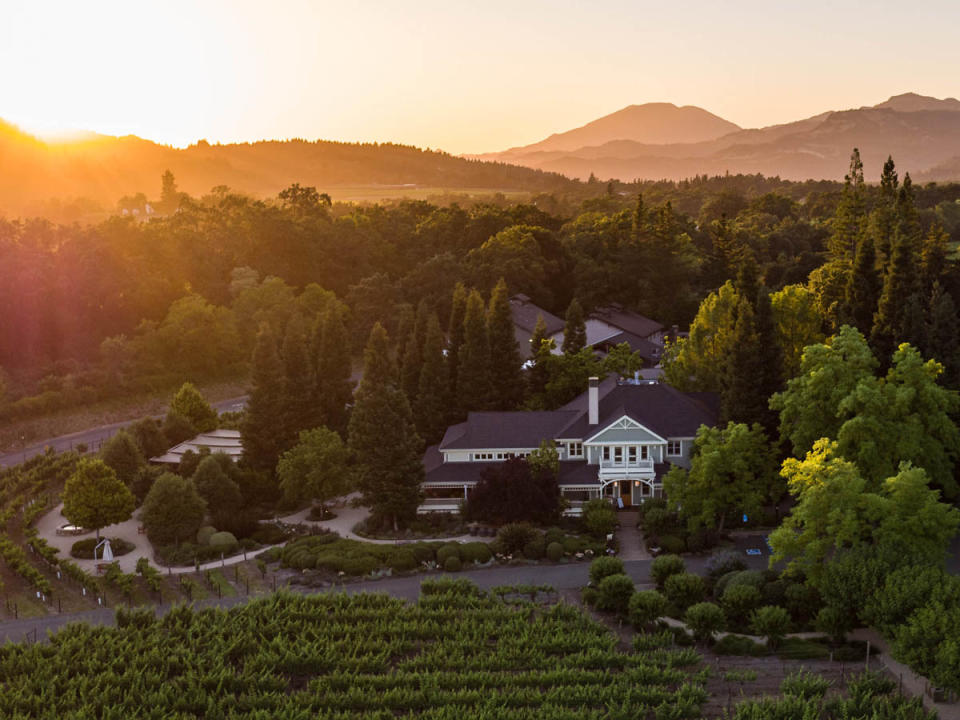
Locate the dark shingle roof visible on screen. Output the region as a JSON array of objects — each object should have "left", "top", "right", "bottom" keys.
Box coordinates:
[
  {"left": 592, "top": 305, "right": 664, "bottom": 339},
  {"left": 557, "top": 382, "right": 717, "bottom": 440},
  {"left": 510, "top": 295, "right": 565, "bottom": 335},
  {"left": 597, "top": 330, "right": 663, "bottom": 361},
  {"left": 439, "top": 411, "right": 579, "bottom": 450}
]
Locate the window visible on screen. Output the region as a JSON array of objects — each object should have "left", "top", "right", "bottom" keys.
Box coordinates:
[
  {"left": 627, "top": 446, "right": 637, "bottom": 463},
  {"left": 613, "top": 446, "right": 623, "bottom": 463},
  {"left": 472, "top": 452, "right": 494, "bottom": 461},
  {"left": 667, "top": 441, "right": 682, "bottom": 456},
  {"left": 602, "top": 446, "right": 611, "bottom": 461},
  {"left": 567, "top": 442, "right": 583, "bottom": 458},
  {"left": 640, "top": 445, "right": 649, "bottom": 460}
]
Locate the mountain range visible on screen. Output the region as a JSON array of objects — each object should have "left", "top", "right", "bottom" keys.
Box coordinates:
[{"left": 475, "top": 93, "right": 960, "bottom": 183}]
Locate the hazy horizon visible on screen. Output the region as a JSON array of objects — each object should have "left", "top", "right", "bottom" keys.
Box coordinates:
[{"left": 5, "top": 0, "right": 960, "bottom": 155}]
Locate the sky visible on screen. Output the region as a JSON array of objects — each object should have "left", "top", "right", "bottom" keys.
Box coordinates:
[{"left": 3, "top": 0, "right": 960, "bottom": 154}]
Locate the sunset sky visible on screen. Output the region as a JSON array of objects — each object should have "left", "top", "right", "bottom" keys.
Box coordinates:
[{"left": 4, "top": 0, "right": 960, "bottom": 154}]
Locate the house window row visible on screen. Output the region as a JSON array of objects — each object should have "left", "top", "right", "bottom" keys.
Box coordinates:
[
  {"left": 601, "top": 445, "right": 650, "bottom": 462},
  {"left": 666, "top": 440, "right": 682, "bottom": 456},
  {"left": 472, "top": 451, "right": 531, "bottom": 461}
]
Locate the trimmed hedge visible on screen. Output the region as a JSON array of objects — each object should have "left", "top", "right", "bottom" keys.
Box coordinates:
[
  {"left": 443, "top": 556, "right": 462, "bottom": 572},
  {"left": 70, "top": 537, "right": 135, "bottom": 560},
  {"left": 546, "top": 542, "right": 564, "bottom": 562}
]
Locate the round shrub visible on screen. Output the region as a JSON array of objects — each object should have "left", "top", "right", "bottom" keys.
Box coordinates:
[
  {"left": 410, "top": 543, "right": 437, "bottom": 565},
  {"left": 196, "top": 526, "right": 217, "bottom": 546},
  {"left": 388, "top": 549, "right": 418, "bottom": 573},
  {"left": 523, "top": 538, "right": 545, "bottom": 560},
  {"left": 546, "top": 541, "right": 564, "bottom": 562},
  {"left": 70, "top": 537, "right": 135, "bottom": 559},
  {"left": 685, "top": 602, "right": 726, "bottom": 643},
  {"left": 595, "top": 574, "right": 635, "bottom": 614},
  {"left": 342, "top": 555, "right": 378, "bottom": 576},
  {"left": 582, "top": 587, "right": 599, "bottom": 607},
  {"left": 657, "top": 535, "right": 686, "bottom": 554},
  {"left": 644, "top": 507, "right": 671, "bottom": 534},
  {"left": 629, "top": 590, "right": 667, "bottom": 629},
  {"left": 496, "top": 523, "right": 537, "bottom": 555},
  {"left": 664, "top": 572, "right": 706, "bottom": 612},
  {"left": 761, "top": 579, "right": 787, "bottom": 607},
  {"left": 716, "top": 570, "right": 765, "bottom": 598},
  {"left": 650, "top": 554, "right": 686, "bottom": 587},
  {"left": 722, "top": 584, "right": 762, "bottom": 626},
  {"left": 589, "top": 556, "right": 625, "bottom": 585},
  {"left": 460, "top": 542, "right": 492, "bottom": 564},
  {"left": 444, "top": 555, "right": 462, "bottom": 572},
  {"left": 544, "top": 527, "right": 565, "bottom": 545},
  {"left": 581, "top": 498, "right": 617, "bottom": 539},
  {"left": 685, "top": 532, "right": 707, "bottom": 553},
  {"left": 785, "top": 582, "right": 823, "bottom": 622},
  {"left": 814, "top": 605, "right": 853, "bottom": 644},
  {"left": 751, "top": 605, "right": 791, "bottom": 648},
  {"left": 209, "top": 531, "right": 238, "bottom": 553},
  {"left": 436, "top": 543, "right": 461, "bottom": 566},
  {"left": 706, "top": 550, "right": 747, "bottom": 579}
]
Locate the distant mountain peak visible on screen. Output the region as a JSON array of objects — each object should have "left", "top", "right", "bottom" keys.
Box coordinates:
[
  {"left": 502, "top": 102, "right": 741, "bottom": 155},
  {"left": 872, "top": 92, "right": 960, "bottom": 112}
]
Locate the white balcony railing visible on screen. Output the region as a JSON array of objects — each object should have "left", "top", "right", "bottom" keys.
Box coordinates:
[{"left": 598, "top": 458, "right": 654, "bottom": 474}]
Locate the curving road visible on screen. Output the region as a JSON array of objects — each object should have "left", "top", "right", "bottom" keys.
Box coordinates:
[{"left": 0, "top": 396, "right": 248, "bottom": 468}]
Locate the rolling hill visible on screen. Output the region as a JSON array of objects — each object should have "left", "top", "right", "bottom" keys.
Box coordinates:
[
  {"left": 479, "top": 93, "right": 960, "bottom": 182},
  {"left": 0, "top": 124, "right": 576, "bottom": 217}
]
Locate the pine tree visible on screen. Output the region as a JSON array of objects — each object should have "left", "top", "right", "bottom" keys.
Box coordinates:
[
  {"left": 241, "top": 325, "right": 287, "bottom": 474},
  {"left": 921, "top": 222, "right": 949, "bottom": 299},
  {"left": 486, "top": 278, "right": 524, "bottom": 410},
  {"left": 316, "top": 307, "right": 354, "bottom": 436},
  {"left": 400, "top": 301, "right": 430, "bottom": 405},
  {"left": 348, "top": 324, "right": 424, "bottom": 530},
  {"left": 841, "top": 235, "right": 880, "bottom": 336},
  {"left": 871, "top": 232, "right": 920, "bottom": 365},
  {"left": 896, "top": 173, "right": 922, "bottom": 247},
  {"left": 872, "top": 156, "right": 899, "bottom": 270},
  {"left": 457, "top": 289, "right": 492, "bottom": 412},
  {"left": 414, "top": 313, "right": 450, "bottom": 444},
  {"left": 927, "top": 283, "right": 960, "bottom": 388},
  {"left": 446, "top": 282, "right": 467, "bottom": 414},
  {"left": 828, "top": 148, "right": 867, "bottom": 262},
  {"left": 281, "top": 313, "right": 315, "bottom": 443},
  {"left": 901, "top": 293, "right": 928, "bottom": 354},
  {"left": 631, "top": 193, "right": 646, "bottom": 238},
  {"left": 526, "top": 314, "right": 554, "bottom": 404},
  {"left": 562, "top": 298, "right": 587, "bottom": 354}
]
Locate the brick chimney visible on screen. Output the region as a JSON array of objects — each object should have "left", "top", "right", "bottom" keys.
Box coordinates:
[{"left": 588, "top": 377, "right": 599, "bottom": 425}]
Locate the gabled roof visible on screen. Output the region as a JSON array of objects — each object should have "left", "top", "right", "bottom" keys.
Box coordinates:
[
  {"left": 151, "top": 429, "right": 243, "bottom": 465},
  {"left": 592, "top": 304, "right": 664, "bottom": 339},
  {"left": 510, "top": 294, "right": 565, "bottom": 334},
  {"left": 596, "top": 330, "right": 663, "bottom": 361},
  {"left": 439, "top": 411, "right": 580, "bottom": 450},
  {"left": 557, "top": 381, "right": 716, "bottom": 441}
]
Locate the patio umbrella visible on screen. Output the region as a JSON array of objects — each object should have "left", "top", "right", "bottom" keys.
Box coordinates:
[{"left": 95, "top": 539, "right": 114, "bottom": 562}]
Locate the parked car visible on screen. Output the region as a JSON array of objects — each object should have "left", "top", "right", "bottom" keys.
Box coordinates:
[{"left": 56, "top": 524, "right": 88, "bottom": 536}]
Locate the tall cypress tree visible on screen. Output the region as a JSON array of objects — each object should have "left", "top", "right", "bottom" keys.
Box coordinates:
[
  {"left": 841, "top": 235, "right": 880, "bottom": 336},
  {"left": 562, "top": 298, "right": 587, "bottom": 355},
  {"left": 631, "top": 193, "right": 646, "bottom": 238},
  {"left": 281, "top": 313, "right": 315, "bottom": 443},
  {"left": 414, "top": 313, "right": 449, "bottom": 444},
  {"left": 901, "top": 293, "right": 928, "bottom": 354},
  {"left": 457, "top": 289, "right": 492, "bottom": 412},
  {"left": 871, "top": 233, "right": 920, "bottom": 364},
  {"left": 348, "top": 323, "right": 423, "bottom": 530},
  {"left": 526, "top": 314, "right": 554, "bottom": 405},
  {"left": 316, "top": 307, "right": 354, "bottom": 436},
  {"left": 446, "top": 282, "right": 467, "bottom": 413},
  {"left": 400, "top": 300, "right": 430, "bottom": 404},
  {"left": 921, "top": 222, "right": 949, "bottom": 299},
  {"left": 241, "top": 325, "right": 287, "bottom": 475},
  {"left": 927, "top": 282, "right": 960, "bottom": 388},
  {"left": 486, "top": 278, "right": 524, "bottom": 410}
]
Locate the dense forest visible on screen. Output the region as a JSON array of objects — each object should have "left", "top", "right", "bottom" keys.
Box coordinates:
[{"left": 2, "top": 156, "right": 960, "bottom": 426}]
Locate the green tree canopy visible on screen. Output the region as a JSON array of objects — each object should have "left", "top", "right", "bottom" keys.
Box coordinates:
[
  {"left": 100, "top": 430, "right": 145, "bottom": 486},
  {"left": 62, "top": 458, "right": 136, "bottom": 540},
  {"left": 486, "top": 278, "right": 524, "bottom": 410},
  {"left": 562, "top": 298, "right": 587, "bottom": 355},
  {"left": 663, "top": 422, "right": 780, "bottom": 533},
  {"left": 277, "top": 427, "right": 351, "bottom": 510},
  {"left": 770, "top": 284, "right": 825, "bottom": 381},
  {"left": 140, "top": 473, "right": 207, "bottom": 546},
  {"left": 169, "top": 382, "right": 218, "bottom": 433},
  {"left": 192, "top": 454, "right": 243, "bottom": 528},
  {"left": 241, "top": 324, "right": 287, "bottom": 475}
]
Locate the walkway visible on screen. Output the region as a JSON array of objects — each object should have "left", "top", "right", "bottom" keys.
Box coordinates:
[{"left": 616, "top": 510, "right": 652, "bottom": 561}]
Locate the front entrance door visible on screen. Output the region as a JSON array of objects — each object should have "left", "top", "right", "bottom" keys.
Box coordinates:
[{"left": 619, "top": 480, "right": 632, "bottom": 508}]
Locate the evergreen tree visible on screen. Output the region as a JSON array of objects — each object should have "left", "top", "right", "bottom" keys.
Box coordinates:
[
  {"left": 192, "top": 455, "right": 242, "bottom": 528},
  {"left": 100, "top": 430, "right": 145, "bottom": 486},
  {"left": 901, "top": 294, "right": 928, "bottom": 354},
  {"left": 446, "top": 282, "right": 468, "bottom": 414},
  {"left": 400, "top": 301, "right": 430, "bottom": 405},
  {"left": 348, "top": 323, "right": 424, "bottom": 530},
  {"left": 921, "top": 223, "right": 949, "bottom": 298},
  {"left": 872, "top": 156, "right": 899, "bottom": 270},
  {"left": 241, "top": 324, "right": 287, "bottom": 474},
  {"left": 526, "top": 314, "right": 554, "bottom": 404},
  {"left": 486, "top": 278, "right": 524, "bottom": 410},
  {"left": 828, "top": 148, "right": 867, "bottom": 262},
  {"left": 631, "top": 193, "right": 646, "bottom": 238},
  {"left": 169, "top": 382, "right": 218, "bottom": 433},
  {"left": 457, "top": 289, "right": 492, "bottom": 411},
  {"left": 393, "top": 304, "right": 415, "bottom": 365},
  {"left": 896, "top": 173, "right": 922, "bottom": 246},
  {"left": 926, "top": 283, "right": 960, "bottom": 388},
  {"left": 721, "top": 290, "right": 783, "bottom": 436},
  {"left": 841, "top": 235, "right": 880, "bottom": 336},
  {"left": 871, "top": 232, "right": 920, "bottom": 364},
  {"left": 562, "top": 298, "right": 587, "bottom": 354},
  {"left": 315, "top": 307, "right": 354, "bottom": 436},
  {"left": 281, "top": 313, "right": 315, "bottom": 442},
  {"left": 414, "top": 313, "right": 449, "bottom": 444}
]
